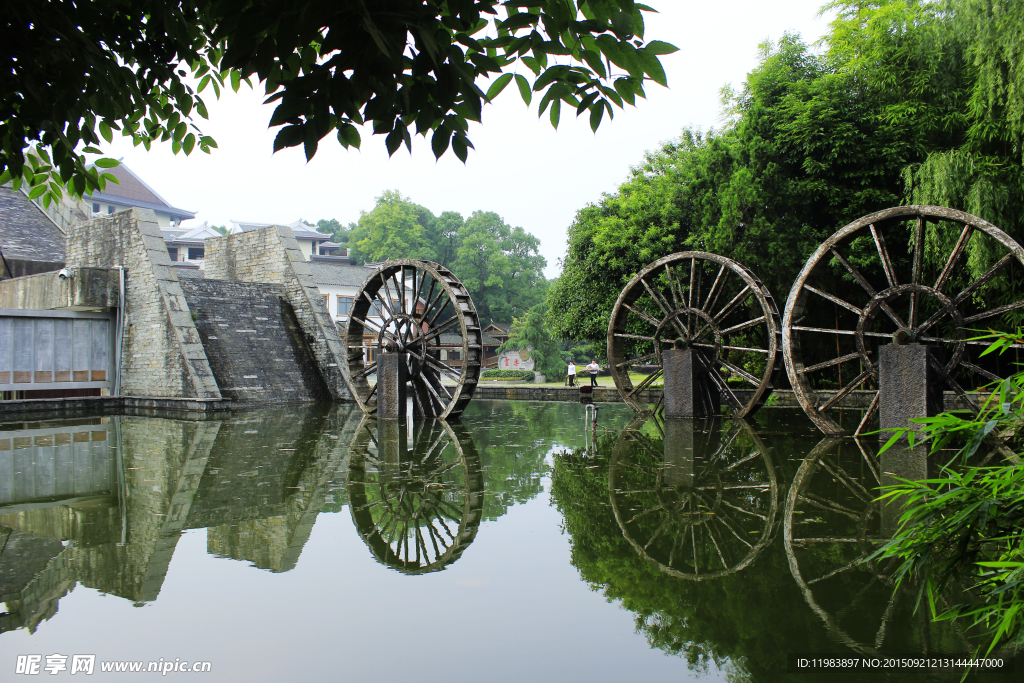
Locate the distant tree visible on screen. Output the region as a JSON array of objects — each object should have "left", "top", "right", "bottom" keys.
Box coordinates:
[
  {"left": 210, "top": 224, "right": 229, "bottom": 235},
  {"left": 498, "top": 302, "right": 564, "bottom": 380},
  {"left": 347, "top": 190, "right": 438, "bottom": 264},
  {"left": 315, "top": 218, "right": 351, "bottom": 243}
]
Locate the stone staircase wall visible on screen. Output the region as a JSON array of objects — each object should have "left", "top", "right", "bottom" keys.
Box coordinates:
[{"left": 178, "top": 279, "right": 330, "bottom": 404}]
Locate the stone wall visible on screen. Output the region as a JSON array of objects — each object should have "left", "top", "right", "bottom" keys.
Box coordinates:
[
  {"left": 64, "top": 210, "right": 220, "bottom": 400},
  {"left": 179, "top": 278, "right": 330, "bottom": 403},
  {"left": 204, "top": 227, "right": 351, "bottom": 401},
  {"left": 0, "top": 268, "right": 119, "bottom": 310}
]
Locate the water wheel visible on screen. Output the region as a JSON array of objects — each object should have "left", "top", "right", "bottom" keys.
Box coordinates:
[
  {"left": 783, "top": 206, "right": 1024, "bottom": 435},
  {"left": 608, "top": 414, "right": 779, "bottom": 580},
  {"left": 607, "top": 252, "right": 782, "bottom": 417},
  {"left": 347, "top": 418, "right": 484, "bottom": 574},
  {"left": 341, "top": 259, "right": 482, "bottom": 419}
]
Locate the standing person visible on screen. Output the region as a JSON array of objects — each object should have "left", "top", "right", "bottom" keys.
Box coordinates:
[
  {"left": 567, "top": 359, "right": 577, "bottom": 387},
  {"left": 587, "top": 358, "right": 600, "bottom": 387}
]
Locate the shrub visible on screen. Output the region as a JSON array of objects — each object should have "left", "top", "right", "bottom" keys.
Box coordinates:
[{"left": 480, "top": 369, "right": 535, "bottom": 381}]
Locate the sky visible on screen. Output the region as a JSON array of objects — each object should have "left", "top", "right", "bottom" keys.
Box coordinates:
[{"left": 95, "top": 1, "right": 836, "bottom": 279}]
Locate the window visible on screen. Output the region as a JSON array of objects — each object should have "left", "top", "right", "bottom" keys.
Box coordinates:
[
  {"left": 448, "top": 350, "right": 461, "bottom": 361},
  {"left": 167, "top": 247, "right": 179, "bottom": 262},
  {"left": 187, "top": 247, "right": 205, "bottom": 260},
  {"left": 323, "top": 293, "right": 329, "bottom": 309},
  {"left": 107, "top": 205, "right": 115, "bottom": 214},
  {"left": 92, "top": 203, "right": 100, "bottom": 213},
  {"left": 337, "top": 296, "right": 353, "bottom": 316},
  {"left": 369, "top": 300, "right": 384, "bottom": 317}
]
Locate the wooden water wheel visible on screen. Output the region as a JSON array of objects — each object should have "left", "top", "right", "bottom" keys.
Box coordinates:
[
  {"left": 782, "top": 206, "right": 1024, "bottom": 435},
  {"left": 341, "top": 259, "right": 482, "bottom": 419},
  {"left": 607, "top": 252, "right": 782, "bottom": 417}
]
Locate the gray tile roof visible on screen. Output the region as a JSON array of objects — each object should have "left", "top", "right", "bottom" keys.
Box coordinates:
[
  {"left": 0, "top": 185, "right": 66, "bottom": 277},
  {"left": 174, "top": 267, "right": 205, "bottom": 279},
  {"left": 309, "top": 261, "right": 372, "bottom": 288}
]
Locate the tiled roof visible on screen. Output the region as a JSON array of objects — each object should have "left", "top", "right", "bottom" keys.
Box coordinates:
[
  {"left": 309, "top": 261, "right": 373, "bottom": 288},
  {"left": 88, "top": 163, "right": 195, "bottom": 220},
  {"left": 0, "top": 185, "right": 66, "bottom": 277},
  {"left": 173, "top": 267, "right": 205, "bottom": 279}
]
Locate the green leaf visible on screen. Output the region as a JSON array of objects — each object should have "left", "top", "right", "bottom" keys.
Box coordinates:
[
  {"left": 637, "top": 48, "right": 668, "bottom": 86},
  {"left": 589, "top": 101, "right": 605, "bottom": 132},
  {"left": 230, "top": 69, "right": 241, "bottom": 93},
  {"left": 337, "top": 124, "right": 361, "bottom": 149},
  {"left": 643, "top": 40, "right": 679, "bottom": 55},
  {"left": 0, "top": 170, "right": 12, "bottom": 185},
  {"left": 183, "top": 133, "right": 196, "bottom": 155},
  {"left": 93, "top": 158, "right": 120, "bottom": 168},
  {"left": 27, "top": 184, "right": 47, "bottom": 200},
  {"left": 486, "top": 73, "right": 514, "bottom": 101},
  {"left": 198, "top": 75, "right": 211, "bottom": 93},
  {"left": 515, "top": 74, "right": 532, "bottom": 105},
  {"left": 81, "top": 146, "right": 102, "bottom": 154},
  {"left": 431, "top": 126, "right": 452, "bottom": 158},
  {"left": 99, "top": 121, "right": 113, "bottom": 143},
  {"left": 549, "top": 99, "right": 561, "bottom": 128}
]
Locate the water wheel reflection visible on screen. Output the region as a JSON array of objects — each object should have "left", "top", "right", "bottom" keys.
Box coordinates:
[
  {"left": 609, "top": 415, "right": 779, "bottom": 580},
  {"left": 783, "top": 438, "right": 966, "bottom": 653},
  {"left": 347, "top": 418, "right": 484, "bottom": 574}
]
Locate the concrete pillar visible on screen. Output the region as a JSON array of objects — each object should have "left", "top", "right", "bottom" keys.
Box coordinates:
[
  {"left": 663, "top": 348, "right": 720, "bottom": 418},
  {"left": 663, "top": 418, "right": 695, "bottom": 488},
  {"left": 878, "top": 343, "right": 944, "bottom": 536},
  {"left": 377, "top": 353, "right": 407, "bottom": 420},
  {"left": 878, "top": 344, "right": 944, "bottom": 439}
]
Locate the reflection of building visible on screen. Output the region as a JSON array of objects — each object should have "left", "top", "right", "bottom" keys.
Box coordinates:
[{"left": 0, "top": 406, "right": 360, "bottom": 633}]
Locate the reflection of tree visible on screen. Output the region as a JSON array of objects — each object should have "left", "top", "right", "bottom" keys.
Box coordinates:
[
  {"left": 550, "top": 421, "right": 995, "bottom": 682},
  {"left": 458, "top": 400, "right": 559, "bottom": 521}
]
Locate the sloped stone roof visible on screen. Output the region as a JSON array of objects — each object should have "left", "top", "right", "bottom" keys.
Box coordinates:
[{"left": 0, "top": 185, "right": 66, "bottom": 277}]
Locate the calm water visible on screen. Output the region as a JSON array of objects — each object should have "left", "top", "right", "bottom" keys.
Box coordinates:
[{"left": 0, "top": 400, "right": 1018, "bottom": 682}]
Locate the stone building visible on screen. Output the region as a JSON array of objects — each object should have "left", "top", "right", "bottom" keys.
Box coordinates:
[{"left": 86, "top": 162, "right": 196, "bottom": 228}]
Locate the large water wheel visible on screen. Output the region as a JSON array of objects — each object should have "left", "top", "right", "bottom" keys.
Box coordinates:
[
  {"left": 341, "top": 259, "right": 482, "bottom": 419},
  {"left": 607, "top": 252, "right": 782, "bottom": 417},
  {"left": 782, "top": 206, "right": 1024, "bottom": 435}
]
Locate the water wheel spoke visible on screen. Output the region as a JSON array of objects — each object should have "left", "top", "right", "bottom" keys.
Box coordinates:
[
  {"left": 419, "top": 314, "right": 461, "bottom": 345},
  {"left": 807, "top": 555, "right": 865, "bottom": 586},
  {"left": 419, "top": 372, "right": 449, "bottom": 408},
  {"left": 713, "top": 514, "right": 754, "bottom": 549},
  {"left": 960, "top": 360, "right": 1003, "bottom": 384},
  {"left": 929, "top": 355, "right": 979, "bottom": 415},
  {"left": 815, "top": 459, "right": 874, "bottom": 503},
  {"left": 796, "top": 493, "right": 861, "bottom": 521},
  {"left": 870, "top": 223, "right": 899, "bottom": 289},
  {"left": 425, "top": 521, "right": 443, "bottom": 559},
  {"left": 722, "top": 450, "right": 762, "bottom": 472},
  {"left": 625, "top": 504, "right": 665, "bottom": 526},
  {"left": 418, "top": 277, "right": 439, "bottom": 325},
  {"left": 874, "top": 590, "right": 901, "bottom": 649},
  {"left": 616, "top": 351, "right": 659, "bottom": 369},
  {"left": 963, "top": 299, "right": 1024, "bottom": 324},
  {"left": 713, "top": 285, "right": 753, "bottom": 324},
  {"left": 366, "top": 382, "right": 378, "bottom": 400},
  {"left": 623, "top": 302, "right": 663, "bottom": 329},
  {"left": 425, "top": 291, "right": 453, "bottom": 329},
  {"left": 691, "top": 526, "right": 700, "bottom": 576},
  {"left": 641, "top": 277, "right": 686, "bottom": 338},
  {"left": 853, "top": 437, "right": 883, "bottom": 485},
  {"left": 665, "top": 263, "right": 685, "bottom": 312},
  {"left": 705, "top": 523, "right": 729, "bottom": 569},
  {"left": 805, "top": 284, "right": 864, "bottom": 316},
  {"left": 666, "top": 523, "right": 686, "bottom": 567},
  {"left": 719, "top": 315, "right": 766, "bottom": 337},
  {"left": 934, "top": 223, "right": 973, "bottom": 293},
  {"left": 354, "top": 361, "right": 378, "bottom": 379},
  {"left": 688, "top": 257, "right": 698, "bottom": 310},
  {"left": 702, "top": 264, "right": 728, "bottom": 313},
  {"left": 627, "top": 367, "right": 663, "bottom": 397},
  {"left": 435, "top": 513, "right": 456, "bottom": 541},
  {"left": 815, "top": 369, "right": 872, "bottom": 413},
  {"left": 378, "top": 272, "right": 399, "bottom": 319},
  {"left": 953, "top": 253, "right": 1014, "bottom": 306},
  {"left": 642, "top": 514, "right": 673, "bottom": 550},
  {"left": 854, "top": 391, "right": 881, "bottom": 437},
  {"left": 721, "top": 498, "right": 767, "bottom": 521},
  {"left": 717, "top": 357, "right": 761, "bottom": 386},
  {"left": 799, "top": 351, "right": 865, "bottom": 376},
  {"left": 792, "top": 325, "right": 891, "bottom": 339},
  {"left": 909, "top": 216, "right": 925, "bottom": 327},
  {"left": 715, "top": 344, "right": 770, "bottom": 354},
  {"left": 830, "top": 248, "right": 907, "bottom": 328},
  {"left": 614, "top": 332, "right": 661, "bottom": 343},
  {"left": 707, "top": 366, "right": 743, "bottom": 410}
]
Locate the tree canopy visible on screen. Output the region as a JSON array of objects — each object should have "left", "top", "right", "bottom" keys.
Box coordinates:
[
  {"left": 548, "top": 0, "right": 1024, "bottom": 361},
  {"left": 2, "top": 0, "right": 676, "bottom": 208}
]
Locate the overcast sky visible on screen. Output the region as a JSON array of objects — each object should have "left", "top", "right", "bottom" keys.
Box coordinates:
[{"left": 96, "top": 1, "right": 835, "bottom": 278}]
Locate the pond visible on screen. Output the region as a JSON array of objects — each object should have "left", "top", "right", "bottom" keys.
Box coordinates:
[{"left": 0, "top": 400, "right": 1018, "bottom": 682}]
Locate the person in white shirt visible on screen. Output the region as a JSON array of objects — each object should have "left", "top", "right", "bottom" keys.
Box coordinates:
[
  {"left": 586, "top": 359, "right": 600, "bottom": 387},
  {"left": 567, "top": 360, "right": 577, "bottom": 386}
]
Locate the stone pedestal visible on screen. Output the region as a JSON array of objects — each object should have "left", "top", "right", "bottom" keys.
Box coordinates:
[
  {"left": 377, "top": 353, "right": 407, "bottom": 420},
  {"left": 663, "top": 349, "right": 720, "bottom": 418},
  {"left": 378, "top": 419, "right": 407, "bottom": 466},
  {"left": 878, "top": 344, "right": 944, "bottom": 440},
  {"left": 663, "top": 418, "right": 695, "bottom": 488},
  {"left": 880, "top": 444, "right": 929, "bottom": 536}
]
